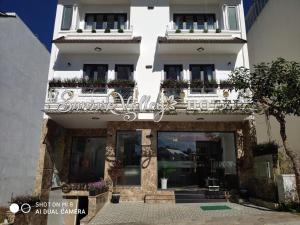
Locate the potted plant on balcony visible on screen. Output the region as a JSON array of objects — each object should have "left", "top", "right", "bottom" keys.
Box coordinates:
[
  {"left": 49, "top": 78, "right": 62, "bottom": 88},
  {"left": 77, "top": 28, "right": 83, "bottom": 33},
  {"left": 216, "top": 28, "right": 222, "bottom": 33},
  {"left": 220, "top": 79, "right": 234, "bottom": 90},
  {"left": 203, "top": 29, "right": 208, "bottom": 33},
  {"left": 189, "top": 28, "right": 194, "bottom": 33},
  {"left": 161, "top": 80, "right": 188, "bottom": 89},
  {"left": 91, "top": 29, "right": 97, "bottom": 33},
  {"left": 175, "top": 29, "right": 181, "bottom": 33},
  {"left": 107, "top": 79, "right": 135, "bottom": 88},
  {"left": 63, "top": 78, "right": 80, "bottom": 87},
  {"left": 204, "top": 79, "right": 218, "bottom": 92},
  {"left": 190, "top": 79, "right": 204, "bottom": 90},
  {"left": 104, "top": 28, "right": 111, "bottom": 33},
  {"left": 108, "top": 160, "right": 123, "bottom": 204},
  {"left": 118, "top": 28, "right": 124, "bottom": 33}
]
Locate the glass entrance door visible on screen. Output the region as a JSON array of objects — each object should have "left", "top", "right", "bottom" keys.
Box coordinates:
[{"left": 157, "top": 132, "right": 237, "bottom": 189}]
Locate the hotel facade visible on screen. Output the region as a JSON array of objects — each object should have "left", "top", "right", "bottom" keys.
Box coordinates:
[{"left": 35, "top": 0, "right": 253, "bottom": 204}]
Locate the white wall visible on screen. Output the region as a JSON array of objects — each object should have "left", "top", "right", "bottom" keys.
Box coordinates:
[
  {"left": 247, "top": 0, "right": 300, "bottom": 155},
  {"left": 0, "top": 15, "right": 49, "bottom": 204},
  {"left": 50, "top": 0, "right": 248, "bottom": 103}
]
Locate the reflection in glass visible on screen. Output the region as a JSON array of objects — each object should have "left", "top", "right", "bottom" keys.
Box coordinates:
[
  {"left": 157, "top": 132, "right": 237, "bottom": 189},
  {"left": 116, "top": 131, "right": 141, "bottom": 185},
  {"left": 69, "top": 137, "right": 106, "bottom": 183}
]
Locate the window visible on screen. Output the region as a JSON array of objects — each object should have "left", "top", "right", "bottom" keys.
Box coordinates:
[
  {"left": 61, "top": 5, "right": 73, "bottom": 30},
  {"left": 157, "top": 132, "right": 237, "bottom": 188},
  {"left": 116, "top": 131, "right": 142, "bottom": 186},
  {"left": 69, "top": 137, "right": 106, "bottom": 183},
  {"left": 164, "top": 65, "right": 183, "bottom": 80},
  {"left": 84, "top": 13, "right": 127, "bottom": 30},
  {"left": 115, "top": 65, "right": 134, "bottom": 80},
  {"left": 190, "top": 64, "right": 215, "bottom": 93},
  {"left": 83, "top": 64, "right": 108, "bottom": 93},
  {"left": 227, "top": 6, "right": 239, "bottom": 30},
  {"left": 174, "top": 14, "right": 216, "bottom": 30}
]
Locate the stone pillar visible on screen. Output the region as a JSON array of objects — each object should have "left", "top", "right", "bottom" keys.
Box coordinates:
[
  {"left": 34, "top": 119, "right": 54, "bottom": 201},
  {"left": 141, "top": 129, "right": 157, "bottom": 194}
]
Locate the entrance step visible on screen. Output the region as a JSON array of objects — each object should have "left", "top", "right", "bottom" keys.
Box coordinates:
[
  {"left": 175, "top": 190, "right": 227, "bottom": 203},
  {"left": 145, "top": 191, "right": 175, "bottom": 203}
]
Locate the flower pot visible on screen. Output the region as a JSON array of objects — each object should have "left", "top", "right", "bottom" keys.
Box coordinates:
[
  {"left": 111, "top": 192, "right": 120, "bottom": 204},
  {"left": 161, "top": 178, "right": 168, "bottom": 190}
]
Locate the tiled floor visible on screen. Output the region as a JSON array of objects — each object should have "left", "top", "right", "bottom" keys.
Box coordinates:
[{"left": 89, "top": 202, "right": 300, "bottom": 225}]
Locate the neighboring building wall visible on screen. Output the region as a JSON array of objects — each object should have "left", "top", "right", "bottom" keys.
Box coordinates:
[
  {"left": 0, "top": 13, "right": 49, "bottom": 204},
  {"left": 246, "top": 0, "right": 300, "bottom": 155}
]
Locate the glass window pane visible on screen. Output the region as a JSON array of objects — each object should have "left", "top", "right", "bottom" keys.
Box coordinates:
[
  {"left": 69, "top": 137, "right": 106, "bottom": 183},
  {"left": 107, "top": 15, "right": 115, "bottom": 29},
  {"left": 228, "top": 6, "right": 239, "bottom": 30},
  {"left": 116, "top": 65, "right": 133, "bottom": 80},
  {"left": 116, "top": 131, "right": 141, "bottom": 185},
  {"left": 157, "top": 132, "right": 237, "bottom": 188},
  {"left": 196, "top": 15, "right": 205, "bottom": 29},
  {"left": 85, "top": 14, "right": 94, "bottom": 30},
  {"left": 191, "top": 65, "right": 201, "bottom": 80},
  {"left": 61, "top": 6, "right": 73, "bottom": 30},
  {"left": 185, "top": 15, "right": 194, "bottom": 30},
  {"left": 206, "top": 15, "right": 215, "bottom": 29},
  {"left": 118, "top": 15, "right": 126, "bottom": 29},
  {"left": 174, "top": 15, "right": 183, "bottom": 29},
  {"left": 165, "top": 65, "right": 182, "bottom": 80},
  {"left": 96, "top": 15, "right": 104, "bottom": 29}
]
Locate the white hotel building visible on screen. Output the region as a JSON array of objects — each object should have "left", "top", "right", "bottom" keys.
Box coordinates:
[{"left": 36, "top": 0, "right": 253, "bottom": 209}]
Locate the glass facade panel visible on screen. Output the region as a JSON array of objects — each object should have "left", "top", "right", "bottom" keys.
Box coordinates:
[
  {"left": 164, "top": 65, "right": 183, "bottom": 80},
  {"left": 157, "top": 132, "right": 237, "bottom": 189},
  {"left": 83, "top": 64, "right": 108, "bottom": 93},
  {"left": 61, "top": 6, "right": 73, "bottom": 30},
  {"left": 84, "top": 13, "right": 127, "bottom": 30},
  {"left": 69, "top": 137, "right": 106, "bottom": 183},
  {"left": 116, "top": 131, "right": 142, "bottom": 186},
  {"left": 228, "top": 6, "right": 239, "bottom": 30},
  {"left": 174, "top": 14, "right": 216, "bottom": 30}
]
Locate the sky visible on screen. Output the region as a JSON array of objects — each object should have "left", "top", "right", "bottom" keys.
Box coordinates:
[{"left": 0, "top": 0, "right": 253, "bottom": 52}]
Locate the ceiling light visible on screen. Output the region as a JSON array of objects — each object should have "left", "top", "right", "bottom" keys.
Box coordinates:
[
  {"left": 94, "top": 47, "right": 102, "bottom": 52},
  {"left": 197, "top": 47, "right": 205, "bottom": 52}
]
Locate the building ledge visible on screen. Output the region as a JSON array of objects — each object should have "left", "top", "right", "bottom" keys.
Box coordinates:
[
  {"left": 53, "top": 36, "right": 141, "bottom": 44},
  {"left": 158, "top": 36, "right": 247, "bottom": 44}
]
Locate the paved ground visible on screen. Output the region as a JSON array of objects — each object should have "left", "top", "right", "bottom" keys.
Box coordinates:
[{"left": 89, "top": 202, "right": 300, "bottom": 225}]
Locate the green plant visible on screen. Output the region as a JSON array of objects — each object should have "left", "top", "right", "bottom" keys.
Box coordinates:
[
  {"left": 118, "top": 28, "right": 124, "bottom": 33},
  {"left": 190, "top": 79, "right": 204, "bottom": 89},
  {"left": 107, "top": 79, "right": 135, "bottom": 88},
  {"left": 11, "top": 195, "right": 40, "bottom": 207},
  {"left": 204, "top": 79, "right": 218, "bottom": 88},
  {"left": 91, "top": 29, "right": 96, "bottom": 33},
  {"left": 216, "top": 28, "right": 222, "bottom": 33},
  {"left": 253, "top": 142, "right": 279, "bottom": 156},
  {"left": 76, "top": 29, "right": 83, "bottom": 33},
  {"left": 161, "top": 80, "right": 189, "bottom": 89},
  {"left": 175, "top": 29, "right": 181, "bottom": 33},
  {"left": 189, "top": 28, "right": 194, "bottom": 33},
  {"left": 104, "top": 28, "right": 111, "bottom": 33},
  {"left": 220, "top": 80, "right": 234, "bottom": 90},
  {"left": 229, "top": 58, "right": 300, "bottom": 198},
  {"left": 203, "top": 29, "right": 208, "bottom": 33}
]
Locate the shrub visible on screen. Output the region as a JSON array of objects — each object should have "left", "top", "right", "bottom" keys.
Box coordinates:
[
  {"left": 118, "top": 28, "right": 124, "bottom": 33},
  {"left": 104, "top": 28, "right": 111, "bottom": 33},
  {"left": 161, "top": 80, "right": 189, "bottom": 89},
  {"left": 203, "top": 29, "right": 208, "bottom": 33},
  {"left": 107, "top": 79, "right": 135, "bottom": 88},
  {"left": 76, "top": 29, "right": 83, "bottom": 33},
  {"left": 189, "top": 29, "right": 194, "bottom": 33},
  {"left": 190, "top": 79, "right": 204, "bottom": 89},
  {"left": 91, "top": 29, "right": 96, "bottom": 33},
  {"left": 175, "top": 29, "right": 181, "bottom": 33},
  {"left": 216, "top": 28, "right": 222, "bottom": 33},
  {"left": 204, "top": 80, "right": 218, "bottom": 88},
  {"left": 220, "top": 80, "right": 234, "bottom": 90}
]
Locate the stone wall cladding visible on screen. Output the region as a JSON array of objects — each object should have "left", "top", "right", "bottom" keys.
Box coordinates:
[
  {"left": 36, "top": 120, "right": 254, "bottom": 203},
  {"left": 104, "top": 121, "right": 254, "bottom": 202}
]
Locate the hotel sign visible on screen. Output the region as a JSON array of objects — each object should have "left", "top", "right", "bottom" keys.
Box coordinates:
[{"left": 46, "top": 90, "right": 252, "bottom": 122}]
